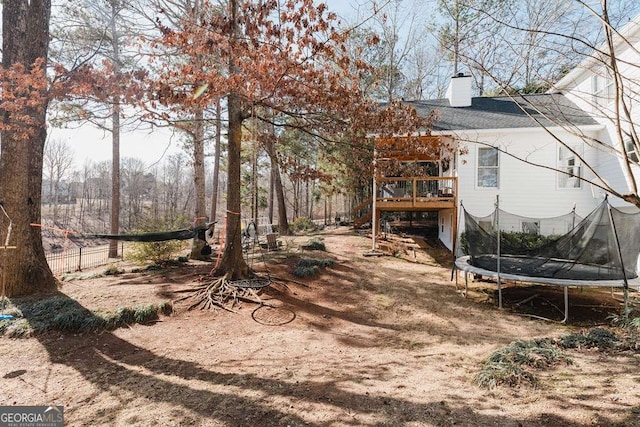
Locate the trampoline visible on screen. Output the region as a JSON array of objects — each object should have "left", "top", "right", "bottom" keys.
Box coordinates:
[{"left": 453, "top": 197, "right": 640, "bottom": 322}]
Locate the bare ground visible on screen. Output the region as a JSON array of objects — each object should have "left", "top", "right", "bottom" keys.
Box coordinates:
[{"left": 2, "top": 227, "right": 640, "bottom": 426}]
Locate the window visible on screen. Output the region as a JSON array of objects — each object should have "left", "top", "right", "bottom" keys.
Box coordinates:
[
  {"left": 591, "top": 71, "right": 614, "bottom": 108},
  {"left": 558, "top": 144, "right": 582, "bottom": 188},
  {"left": 625, "top": 139, "right": 639, "bottom": 163},
  {"left": 477, "top": 147, "right": 499, "bottom": 188}
]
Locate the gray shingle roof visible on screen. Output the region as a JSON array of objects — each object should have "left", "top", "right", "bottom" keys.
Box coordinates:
[{"left": 404, "top": 93, "right": 598, "bottom": 132}]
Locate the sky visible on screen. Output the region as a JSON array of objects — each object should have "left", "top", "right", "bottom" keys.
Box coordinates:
[
  {"left": 51, "top": 1, "right": 360, "bottom": 170},
  {"left": 49, "top": 123, "right": 181, "bottom": 170},
  {"left": 50, "top": 0, "right": 436, "bottom": 170}
]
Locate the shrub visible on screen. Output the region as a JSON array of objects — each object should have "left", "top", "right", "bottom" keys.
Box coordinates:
[
  {"left": 301, "top": 238, "right": 326, "bottom": 251},
  {"left": 608, "top": 310, "right": 640, "bottom": 349},
  {"left": 291, "top": 217, "right": 315, "bottom": 232},
  {"left": 499, "top": 232, "right": 559, "bottom": 252},
  {"left": 459, "top": 230, "right": 560, "bottom": 255},
  {"left": 294, "top": 264, "right": 319, "bottom": 278},
  {"left": 126, "top": 216, "right": 190, "bottom": 266},
  {"left": 0, "top": 296, "right": 173, "bottom": 336},
  {"left": 487, "top": 339, "right": 567, "bottom": 368},
  {"left": 293, "top": 257, "right": 335, "bottom": 277},
  {"left": 128, "top": 240, "right": 186, "bottom": 266},
  {"left": 475, "top": 339, "right": 571, "bottom": 389},
  {"left": 475, "top": 362, "right": 537, "bottom": 389},
  {"left": 297, "top": 257, "right": 334, "bottom": 268},
  {"left": 558, "top": 328, "right": 621, "bottom": 350},
  {"left": 104, "top": 263, "right": 124, "bottom": 276}
]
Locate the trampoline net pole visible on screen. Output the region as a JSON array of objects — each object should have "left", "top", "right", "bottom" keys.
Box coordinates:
[
  {"left": 607, "top": 198, "right": 630, "bottom": 318},
  {"left": 496, "top": 195, "right": 502, "bottom": 309},
  {"left": 562, "top": 287, "right": 568, "bottom": 324}
]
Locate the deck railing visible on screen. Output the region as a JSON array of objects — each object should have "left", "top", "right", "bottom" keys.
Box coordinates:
[{"left": 377, "top": 176, "right": 457, "bottom": 207}]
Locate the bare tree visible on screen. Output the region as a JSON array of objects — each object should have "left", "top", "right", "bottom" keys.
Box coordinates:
[
  {"left": 436, "top": 0, "right": 516, "bottom": 94},
  {"left": 51, "top": 0, "right": 145, "bottom": 258},
  {"left": 43, "top": 138, "right": 75, "bottom": 223},
  {"left": 457, "top": 2, "right": 640, "bottom": 207},
  {"left": 121, "top": 157, "right": 154, "bottom": 229},
  {"left": 353, "top": 0, "right": 429, "bottom": 102}
]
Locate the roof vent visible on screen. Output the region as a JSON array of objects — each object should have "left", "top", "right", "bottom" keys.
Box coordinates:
[{"left": 446, "top": 73, "right": 472, "bottom": 107}]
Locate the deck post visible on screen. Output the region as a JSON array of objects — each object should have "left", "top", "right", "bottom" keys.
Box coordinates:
[{"left": 371, "top": 154, "right": 378, "bottom": 251}]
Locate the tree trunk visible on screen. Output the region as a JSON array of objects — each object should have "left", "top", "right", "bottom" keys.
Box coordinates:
[
  {"left": 210, "top": 98, "right": 222, "bottom": 223},
  {"left": 215, "top": 92, "right": 251, "bottom": 278},
  {"left": 265, "top": 138, "right": 290, "bottom": 235},
  {"left": 109, "top": 101, "right": 121, "bottom": 258},
  {"left": 187, "top": 0, "right": 208, "bottom": 260},
  {"left": 0, "top": 0, "right": 56, "bottom": 296},
  {"left": 252, "top": 137, "right": 258, "bottom": 225},
  {"left": 305, "top": 179, "right": 310, "bottom": 218},
  {"left": 214, "top": 0, "right": 251, "bottom": 278},
  {"left": 268, "top": 151, "right": 275, "bottom": 225},
  {"left": 310, "top": 179, "right": 315, "bottom": 220},
  {"left": 108, "top": 0, "right": 121, "bottom": 258},
  {"left": 190, "top": 106, "right": 208, "bottom": 259},
  {"left": 293, "top": 159, "right": 300, "bottom": 218}
]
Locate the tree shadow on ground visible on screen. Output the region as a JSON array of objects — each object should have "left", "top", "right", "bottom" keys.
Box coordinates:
[{"left": 7, "top": 292, "right": 626, "bottom": 426}]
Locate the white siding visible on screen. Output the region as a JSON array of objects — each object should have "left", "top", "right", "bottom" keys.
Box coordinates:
[
  {"left": 438, "top": 209, "right": 454, "bottom": 250},
  {"left": 455, "top": 128, "right": 600, "bottom": 218},
  {"left": 555, "top": 22, "right": 640, "bottom": 210}
]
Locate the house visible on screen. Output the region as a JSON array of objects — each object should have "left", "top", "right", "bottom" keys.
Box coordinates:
[
  {"left": 364, "top": 75, "right": 603, "bottom": 249},
  {"left": 552, "top": 16, "right": 640, "bottom": 212},
  {"left": 358, "top": 16, "right": 640, "bottom": 253}
]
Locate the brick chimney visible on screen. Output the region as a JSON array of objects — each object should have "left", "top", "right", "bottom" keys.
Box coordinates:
[{"left": 446, "top": 73, "right": 472, "bottom": 107}]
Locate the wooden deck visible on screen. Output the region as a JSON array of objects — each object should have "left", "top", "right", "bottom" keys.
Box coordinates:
[{"left": 376, "top": 176, "right": 457, "bottom": 211}]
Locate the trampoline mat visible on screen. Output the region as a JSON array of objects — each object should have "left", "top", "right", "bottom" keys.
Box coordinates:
[{"left": 468, "top": 254, "right": 637, "bottom": 281}]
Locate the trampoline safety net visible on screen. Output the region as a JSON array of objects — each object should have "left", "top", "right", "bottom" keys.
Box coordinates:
[{"left": 458, "top": 200, "right": 640, "bottom": 281}]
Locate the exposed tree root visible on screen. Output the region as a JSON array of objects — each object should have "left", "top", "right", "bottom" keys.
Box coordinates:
[{"left": 179, "top": 274, "right": 267, "bottom": 311}]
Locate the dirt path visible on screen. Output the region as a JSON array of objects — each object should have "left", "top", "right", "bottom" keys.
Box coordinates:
[{"left": 1, "top": 227, "right": 640, "bottom": 426}]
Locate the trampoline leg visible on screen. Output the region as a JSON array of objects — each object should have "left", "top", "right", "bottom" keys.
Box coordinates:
[
  {"left": 498, "top": 278, "right": 502, "bottom": 309},
  {"left": 464, "top": 272, "right": 468, "bottom": 298},
  {"left": 561, "top": 287, "right": 568, "bottom": 324}
]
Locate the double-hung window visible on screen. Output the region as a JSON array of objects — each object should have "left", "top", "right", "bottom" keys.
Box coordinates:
[
  {"left": 477, "top": 146, "right": 499, "bottom": 188},
  {"left": 558, "top": 144, "right": 582, "bottom": 188},
  {"left": 591, "top": 70, "right": 614, "bottom": 108},
  {"left": 625, "top": 138, "right": 639, "bottom": 163}
]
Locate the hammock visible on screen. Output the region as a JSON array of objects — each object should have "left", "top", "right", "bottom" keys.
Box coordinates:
[{"left": 85, "top": 225, "right": 213, "bottom": 242}]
